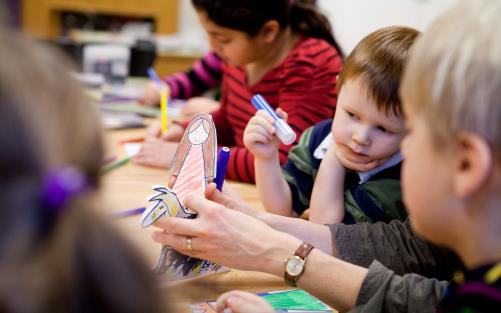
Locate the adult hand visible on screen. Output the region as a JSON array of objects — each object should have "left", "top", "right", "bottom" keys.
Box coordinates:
[
  {"left": 215, "top": 290, "right": 274, "bottom": 313},
  {"left": 206, "top": 183, "right": 263, "bottom": 220},
  {"left": 151, "top": 190, "right": 301, "bottom": 274},
  {"left": 133, "top": 139, "right": 179, "bottom": 169}
]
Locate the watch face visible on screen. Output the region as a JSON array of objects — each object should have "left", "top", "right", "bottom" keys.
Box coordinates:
[{"left": 286, "top": 256, "right": 305, "bottom": 276}]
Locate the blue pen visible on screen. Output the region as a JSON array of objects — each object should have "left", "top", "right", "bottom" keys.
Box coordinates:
[
  {"left": 251, "top": 94, "right": 297, "bottom": 145},
  {"left": 110, "top": 207, "right": 146, "bottom": 219},
  {"left": 147, "top": 67, "right": 164, "bottom": 89},
  {"left": 214, "top": 147, "right": 230, "bottom": 191}
]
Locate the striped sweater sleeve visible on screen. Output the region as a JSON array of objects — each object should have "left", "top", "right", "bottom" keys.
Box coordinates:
[
  {"left": 274, "top": 41, "right": 342, "bottom": 168},
  {"left": 163, "top": 52, "right": 222, "bottom": 99}
]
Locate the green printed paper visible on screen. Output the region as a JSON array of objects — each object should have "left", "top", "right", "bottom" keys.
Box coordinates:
[{"left": 263, "top": 289, "right": 330, "bottom": 310}]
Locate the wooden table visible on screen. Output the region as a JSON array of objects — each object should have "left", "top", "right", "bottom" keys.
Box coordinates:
[{"left": 101, "top": 127, "right": 290, "bottom": 312}]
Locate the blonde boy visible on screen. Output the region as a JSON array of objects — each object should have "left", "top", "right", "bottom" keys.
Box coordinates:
[
  {"left": 244, "top": 26, "right": 418, "bottom": 224},
  {"left": 397, "top": 0, "right": 501, "bottom": 310}
]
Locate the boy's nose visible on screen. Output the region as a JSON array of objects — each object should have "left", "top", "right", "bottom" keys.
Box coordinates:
[{"left": 352, "top": 127, "right": 370, "bottom": 146}]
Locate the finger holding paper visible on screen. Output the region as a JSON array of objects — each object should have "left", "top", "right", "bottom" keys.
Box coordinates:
[{"left": 151, "top": 191, "right": 301, "bottom": 272}]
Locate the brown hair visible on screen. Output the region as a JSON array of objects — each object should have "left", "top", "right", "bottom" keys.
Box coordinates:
[
  {"left": 337, "top": 26, "right": 419, "bottom": 117},
  {"left": 0, "top": 27, "right": 164, "bottom": 312}
]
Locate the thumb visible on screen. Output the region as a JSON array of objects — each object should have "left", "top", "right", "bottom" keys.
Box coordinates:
[
  {"left": 183, "top": 191, "right": 214, "bottom": 215},
  {"left": 205, "top": 183, "right": 239, "bottom": 209},
  {"left": 276, "top": 108, "right": 288, "bottom": 121},
  {"left": 205, "top": 183, "right": 228, "bottom": 205},
  {"left": 204, "top": 182, "right": 219, "bottom": 199}
]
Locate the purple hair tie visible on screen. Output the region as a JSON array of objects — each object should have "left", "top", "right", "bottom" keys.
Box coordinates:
[{"left": 42, "top": 167, "right": 90, "bottom": 214}]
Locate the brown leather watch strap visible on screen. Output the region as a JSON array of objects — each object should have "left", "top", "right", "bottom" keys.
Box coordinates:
[
  {"left": 284, "top": 242, "right": 314, "bottom": 287},
  {"left": 295, "top": 242, "right": 314, "bottom": 259}
]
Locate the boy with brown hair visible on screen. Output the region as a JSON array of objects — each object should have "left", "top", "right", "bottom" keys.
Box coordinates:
[{"left": 244, "top": 26, "right": 418, "bottom": 224}]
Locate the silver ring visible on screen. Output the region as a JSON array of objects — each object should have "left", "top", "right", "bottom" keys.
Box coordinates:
[{"left": 186, "top": 237, "right": 193, "bottom": 251}]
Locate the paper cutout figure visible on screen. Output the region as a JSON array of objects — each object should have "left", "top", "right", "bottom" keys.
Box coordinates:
[
  {"left": 140, "top": 186, "right": 185, "bottom": 228},
  {"left": 140, "top": 114, "right": 227, "bottom": 280}
]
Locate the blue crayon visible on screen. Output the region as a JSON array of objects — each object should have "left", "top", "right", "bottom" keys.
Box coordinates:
[
  {"left": 214, "top": 147, "right": 230, "bottom": 191},
  {"left": 147, "top": 67, "right": 164, "bottom": 89},
  {"left": 110, "top": 207, "right": 146, "bottom": 219},
  {"left": 251, "top": 94, "right": 296, "bottom": 145}
]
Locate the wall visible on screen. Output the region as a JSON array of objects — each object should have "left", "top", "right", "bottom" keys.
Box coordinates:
[
  {"left": 178, "top": 0, "right": 207, "bottom": 50},
  {"left": 317, "top": 0, "right": 459, "bottom": 54}
]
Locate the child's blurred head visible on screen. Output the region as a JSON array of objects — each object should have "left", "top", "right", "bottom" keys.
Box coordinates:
[
  {"left": 0, "top": 28, "right": 162, "bottom": 312},
  {"left": 191, "top": 0, "right": 342, "bottom": 65},
  {"left": 332, "top": 26, "right": 419, "bottom": 172},
  {"left": 400, "top": 0, "right": 501, "bottom": 257}
]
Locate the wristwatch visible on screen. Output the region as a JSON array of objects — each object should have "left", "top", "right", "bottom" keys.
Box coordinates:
[{"left": 284, "top": 242, "right": 314, "bottom": 287}]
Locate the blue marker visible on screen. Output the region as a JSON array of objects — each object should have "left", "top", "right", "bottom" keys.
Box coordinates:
[
  {"left": 147, "top": 67, "right": 164, "bottom": 89},
  {"left": 214, "top": 147, "right": 230, "bottom": 191},
  {"left": 110, "top": 207, "right": 146, "bottom": 219},
  {"left": 251, "top": 94, "right": 297, "bottom": 145}
]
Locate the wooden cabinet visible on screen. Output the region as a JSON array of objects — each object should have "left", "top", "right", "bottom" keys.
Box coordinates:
[
  {"left": 154, "top": 51, "right": 202, "bottom": 76},
  {"left": 22, "top": 0, "right": 179, "bottom": 39}
]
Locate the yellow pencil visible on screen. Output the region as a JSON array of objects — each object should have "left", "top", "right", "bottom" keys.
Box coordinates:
[{"left": 160, "top": 87, "right": 169, "bottom": 134}]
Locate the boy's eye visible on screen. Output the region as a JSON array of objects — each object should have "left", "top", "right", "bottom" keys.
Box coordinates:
[
  {"left": 347, "top": 111, "right": 360, "bottom": 120},
  {"left": 377, "top": 126, "right": 389, "bottom": 133}
]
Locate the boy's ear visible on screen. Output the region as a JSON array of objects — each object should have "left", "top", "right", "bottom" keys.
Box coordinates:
[
  {"left": 453, "top": 132, "right": 493, "bottom": 199},
  {"left": 259, "top": 20, "right": 281, "bottom": 43}
]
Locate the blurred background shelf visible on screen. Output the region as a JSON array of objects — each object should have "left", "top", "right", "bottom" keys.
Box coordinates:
[{"left": 22, "top": 0, "right": 179, "bottom": 39}]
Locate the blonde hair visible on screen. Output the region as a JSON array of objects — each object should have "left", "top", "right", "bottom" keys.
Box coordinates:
[
  {"left": 401, "top": 0, "right": 501, "bottom": 155},
  {"left": 337, "top": 26, "right": 419, "bottom": 117}
]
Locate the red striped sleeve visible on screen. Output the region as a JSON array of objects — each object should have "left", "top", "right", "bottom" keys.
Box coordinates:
[{"left": 164, "top": 52, "right": 222, "bottom": 99}]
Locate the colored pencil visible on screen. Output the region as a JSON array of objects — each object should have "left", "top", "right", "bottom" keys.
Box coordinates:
[
  {"left": 101, "top": 156, "right": 131, "bottom": 174},
  {"left": 102, "top": 155, "right": 117, "bottom": 165},
  {"left": 110, "top": 207, "right": 146, "bottom": 219},
  {"left": 160, "top": 87, "right": 169, "bottom": 134},
  {"left": 118, "top": 137, "right": 145, "bottom": 145},
  {"left": 147, "top": 67, "right": 163, "bottom": 89}
]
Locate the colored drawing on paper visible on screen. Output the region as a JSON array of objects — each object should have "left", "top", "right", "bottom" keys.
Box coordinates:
[{"left": 140, "top": 114, "right": 227, "bottom": 280}]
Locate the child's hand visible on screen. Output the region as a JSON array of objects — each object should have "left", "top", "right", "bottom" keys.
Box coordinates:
[
  {"left": 216, "top": 290, "right": 274, "bottom": 313},
  {"left": 244, "top": 109, "right": 287, "bottom": 160},
  {"left": 334, "top": 147, "right": 379, "bottom": 172},
  {"left": 325, "top": 143, "right": 345, "bottom": 171},
  {"left": 145, "top": 122, "right": 185, "bottom": 142},
  {"left": 182, "top": 97, "right": 220, "bottom": 116},
  {"left": 133, "top": 140, "right": 179, "bottom": 168},
  {"left": 309, "top": 143, "right": 347, "bottom": 224},
  {"left": 139, "top": 81, "right": 164, "bottom": 107}
]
